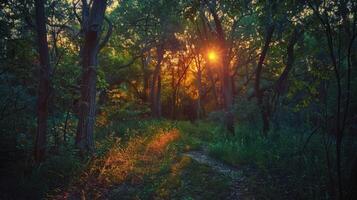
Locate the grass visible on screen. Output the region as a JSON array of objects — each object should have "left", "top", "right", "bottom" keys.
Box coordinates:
[
  {"left": 14, "top": 119, "right": 355, "bottom": 199},
  {"left": 174, "top": 121, "right": 224, "bottom": 151},
  {"left": 109, "top": 157, "right": 231, "bottom": 200},
  {"left": 49, "top": 120, "right": 233, "bottom": 199},
  {"left": 194, "top": 123, "right": 356, "bottom": 199}
]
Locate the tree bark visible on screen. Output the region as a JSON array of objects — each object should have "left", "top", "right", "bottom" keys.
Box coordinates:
[
  {"left": 207, "top": 66, "right": 219, "bottom": 107},
  {"left": 271, "top": 27, "right": 303, "bottom": 130},
  {"left": 206, "top": 0, "right": 234, "bottom": 133},
  {"left": 308, "top": 3, "right": 354, "bottom": 197},
  {"left": 274, "top": 27, "right": 302, "bottom": 96},
  {"left": 170, "top": 56, "right": 192, "bottom": 119},
  {"left": 141, "top": 54, "right": 151, "bottom": 102},
  {"left": 254, "top": 24, "right": 275, "bottom": 135},
  {"left": 150, "top": 46, "right": 164, "bottom": 118},
  {"left": 196, "top": 56, "right": 203, "bottom": 120},
  {"left": 157, "top": 74, "right": 162, "bottom": 117},
  {"left": 171, "top": 62, "right": 176, "bottom": 119},
  {"left": 76, "top": 0, "right": 107, "bottom": 153},
  {"left": 34, "top": 0, "right": 51, "bottom": 162}
]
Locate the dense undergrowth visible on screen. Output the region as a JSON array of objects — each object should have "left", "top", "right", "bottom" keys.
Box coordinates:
[
  {"left": 177, "top": 121, "right": 357, "bottom": 199},
  {"left": 49, "top": 120, "right": 231, "bottom": 199},
  {"left": 2, "top": 119, "right": 356, "bottom": 199}
]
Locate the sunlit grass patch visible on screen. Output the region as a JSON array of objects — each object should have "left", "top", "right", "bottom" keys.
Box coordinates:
[
  {"left": 62, "top": 126, "right": 182, "bottom": 199},
  {"left": 66, "top": 121, "right": 234, "bottom": 199},
  {"left": 96, "top": 136, "right": 146, "bottom": 184},
  {"left": 95, "top": 129, "right": 180, "bottom": 185},
  {"left": 146, "top": 129, "right": 180, "bottom": 154}
]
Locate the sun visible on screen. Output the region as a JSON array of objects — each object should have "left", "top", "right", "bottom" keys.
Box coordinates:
[{"left": 207, "top": 50, "right": 218, "bottom": 63}]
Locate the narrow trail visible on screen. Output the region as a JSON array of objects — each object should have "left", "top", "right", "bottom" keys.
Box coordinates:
[
  {"left": 182, "top": 150, "right": 240, "bottom": 177},
  {"left": 183, "top": 149, "right": 255, "bottom": 200}
]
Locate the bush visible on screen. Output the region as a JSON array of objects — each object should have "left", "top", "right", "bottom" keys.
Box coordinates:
[
  {"left": 234, "top": 96, "right": 260, "bottom": 126},
  {"left": 1, "top": 145, "right": 85, "bottom": 199},
  {"left": 206, "top": 122, "right": 356, "bottom": 199},
  {"left": 174, "top": 121, "right": 224, "bottom": 151}
]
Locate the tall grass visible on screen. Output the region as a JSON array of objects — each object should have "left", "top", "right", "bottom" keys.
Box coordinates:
[{"left": 205, "top": 122, "right": 356, "bottom": 199}]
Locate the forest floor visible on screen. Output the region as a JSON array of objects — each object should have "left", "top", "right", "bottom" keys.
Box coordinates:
[
  {"left": 52, "top": 122, "right": 256, "bottom": 200},
  {"left": 18, "top": 120, "right": 355, "bottom": 199},
  {"left": 183, "top": 149, "right": 255, "bottom": 199}
]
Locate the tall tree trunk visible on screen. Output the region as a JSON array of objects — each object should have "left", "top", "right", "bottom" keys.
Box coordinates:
[
  {"left": 254, "top": 24, "right": 275, "bottom": 135},
  {"left": 222, "top": 53, "right": 234, "bottom": 134},
  {"left": 196, "top": 57, "right": 203, "bottom": 120},
  {"left": 207, "top": 66, "right": 219, "bottom": 107},
  {"left": 271, "top": 27, "right": 303, "bottom": 129},
  {"left": 274, "top": 27, "right": 302, "bottom": 96},
  {"left": 141, "top": 54, "right": 150, "bottom": 102},
  {"left": 157, "top": 74, "right": 162, "bottom": 117},
  {"left": 34, "top": 0, "right": 51, "bottom": 162},
  {"left": 63, "top": 109, "right": 70, "bottom": 143},
  {"left": 150, "top": 46, "right": 164, "bottom": 118},
  {"left": 206, "top": 0, "right": 234, "bottom": 133},
  {"left": 76, "top": 0, "right": 107, "bottom": 153},
  {"left": 171, "top": 63, "right": 176, "bottom": 119}
]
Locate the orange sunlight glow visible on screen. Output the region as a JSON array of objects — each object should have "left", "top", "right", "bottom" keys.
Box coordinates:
[
  {"left": 147, "top": 129, "right": 180, "bottom": 154},
  {"left": 208, "top": 50, "right": 217, "bottom": 62},
  {"left": 207, "top": 49, "right": 219, "bottom": 63}
]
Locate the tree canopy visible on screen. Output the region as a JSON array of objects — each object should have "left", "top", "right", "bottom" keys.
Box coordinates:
[{"left": 1, "top": 0, "right": 356, "bottom": 199}]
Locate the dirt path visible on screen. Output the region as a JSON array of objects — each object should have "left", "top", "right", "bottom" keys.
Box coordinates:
[
  {"left": 182, "top": 150, "right": 254, "bottom": 200},
  {"left": 182, "top": 150, "right": 240, "bottom": 177}
]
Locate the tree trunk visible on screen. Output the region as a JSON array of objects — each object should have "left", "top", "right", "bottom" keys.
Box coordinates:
[
  {"left": 196, "top": 57, "right": 203, "bottom": 120},
  {"left": 157, "top": 74, "right": 162, "bottom": 117},
  {"left": 262, "top": 109, "right": 270, "bottom": 134},
  {"left": 34, "top": 0, "right": 51, "bottom": 162},
  {"left": 206, "top": 1, "right": 235, "bottom": 133},
  {"left": 254, "top": 24, "right": 275, "bottom": 135},
  {"left": 141, "top": 54, "right": 150, "bottom": 102},
  {"left": 63, "top": 109, "right": 70, "bottom": 143},
  {"left": 222, "top": 54, "right": 234, "bottom": 134},
  {"left": 150, "top": 46, "right": 164, "bottom": 118},
  {"left": 171, "top": 64, "right": 176, "bottom": 119},
  {"left": 271, "top": 27, "right": 302, "bottom": 129},
  {"left": 274, "top": 27, "right": 302, "bottom": 96},
  {"left": 207, "top": 66, "right": 219, "bottom": 108},
  {"left": 76, "top": 0, "right": 107, "bottom": 153}
]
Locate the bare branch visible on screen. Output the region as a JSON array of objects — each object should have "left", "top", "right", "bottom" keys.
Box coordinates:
[{"left": 72, "top": 0, "right": 82, "bottom": 24}]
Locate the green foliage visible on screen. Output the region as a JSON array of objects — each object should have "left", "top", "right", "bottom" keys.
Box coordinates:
[
  {"left": 110, "top": 159, "right": 231, "bottom": 200},
  {"left": 208, "top": 124, "right": 299, "bottom": 167},
  {"left": 1, "top": 0, "right": 357, "bottom": 199},
  {"left": 2, "top": 145, "right": 85, "bottom": 199},
  {"left": 96, "top": 119, "right": 175, "bottom": 140},
  {"left": 206, "top": 122, "right": 356, "bottom": 199},
  {"left": 234, "top": 96, "right": 261, "bottom": 125},
  {"left": 99, "top": 120, "right": 232, "bottom": 200},
  {"left": 174, "top": 121, "right": 224, "bottom": 151},
  {"left": 166, "top": 120, "right": 356, "bottom": 199}
]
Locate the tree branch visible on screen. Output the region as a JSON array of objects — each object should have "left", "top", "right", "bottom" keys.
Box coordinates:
[
  {"left": 99, "top": 16, "right": 113, "bottom": 51},
  {"left": 72, "top": 0, "right": 82, "bottom": 24}
]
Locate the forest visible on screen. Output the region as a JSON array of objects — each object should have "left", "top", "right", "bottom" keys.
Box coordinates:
[{"left": 1, "top": 0, "right": 357, "bottom": 199}]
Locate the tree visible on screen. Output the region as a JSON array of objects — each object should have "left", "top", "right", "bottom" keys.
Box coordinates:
[
  {"left": 198, "top": 0, "right": 237, "bottom": 133},
  {"left": 253, "top": 0, "right": 275, "bottom": 135},
  {"left": 76, "top": 0, "right": 111, "bottom": 153},
  {"left": 34, "top": 0, "right": 51, "bottom": 162},
  {"left": 150, "top": 45, "right": 164, "bottom": 118},
  {"left": 308, "top": 1, "right": 357, "bottom": 198}
]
